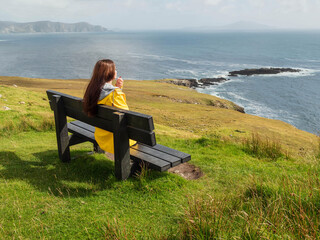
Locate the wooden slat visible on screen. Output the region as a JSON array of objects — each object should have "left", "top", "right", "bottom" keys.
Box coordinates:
[
  {"left": 47, "top": 90, "right": 154, "bottom": 131},
  {"left": 71, "top": 120, "right": 95, "bottom": 133},
  {"left": 47, "top": 90, "right": 156, "bottom": 146},
  {"left": 151, "top": 144, "right": 191, "bottom": 163},
  {"left": 131, "top": 144, "right": 181, "bottom": 167},
  {"left": 67, "top": 122, "right": 96, "bottom": 143},
  {"left": 97, "top": 105, "right": 155, "bottom": 132},
  {"left": 127, "top": 127, "right": 156, "bottom": 146},
  {"left": 69, "top": 120, "right": 156, "bottom": 146},
  {"left": 67, "top": 121, "right": 185, "bottom": 171},
  {"left": 65, "top": 107, "right": 114, "bottom": 132},
  {"left": 130, "top": 149, "right": 170, "bottom": 172},
  {"left": 68, "top": 134, "right": 88, "bottom": 146}
]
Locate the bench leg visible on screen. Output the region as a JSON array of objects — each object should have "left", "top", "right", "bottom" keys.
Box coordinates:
[
  {"left": 113, "top": 112, "right": 131, "bottom": 180},
  {"left": 94, "top": 143, "right": 105, "bottom": 153},
  {"left": 52, "top": 95, "right": 71, "bottom": 163}
]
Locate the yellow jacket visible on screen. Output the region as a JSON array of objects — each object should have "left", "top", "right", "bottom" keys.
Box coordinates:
[{"left": 94, "top": 83, "right": 136, "bottom": 154}]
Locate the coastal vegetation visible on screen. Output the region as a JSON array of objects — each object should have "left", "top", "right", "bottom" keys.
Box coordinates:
[{"left": 0, "top": 76, "right": 319, "bottom": 239}]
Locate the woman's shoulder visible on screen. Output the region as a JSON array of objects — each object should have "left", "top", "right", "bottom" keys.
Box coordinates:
[{"left": 114, "top": 88, "right": 125, "bottom": 95}]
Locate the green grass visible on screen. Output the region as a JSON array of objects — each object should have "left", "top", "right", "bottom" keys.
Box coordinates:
[
  {"left": 0, "top": 85, "right": 54, "bottom": 136},
  {"left": 1, "top": 84, "right": 320, "bottom": 239},
  {"left": 317, "top": 135, "right": 320, "bottom": 159},
  {"left": 242, "top": 133, "right": 288, "bottom": 161},
  {"left": 175, "top": 175, "right": 320, "bottom": 239}
]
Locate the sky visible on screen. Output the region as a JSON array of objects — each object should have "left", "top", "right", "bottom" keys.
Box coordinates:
[{"left": 1, "top": 0, "right": 320, "bottom": 30}]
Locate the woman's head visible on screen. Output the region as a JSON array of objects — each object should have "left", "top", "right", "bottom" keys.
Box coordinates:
[
  {"left": 92, "top": 59, "right": 116, "bottom": 83},
  {"left": 83, "top": 59, "right": 116, "bottom": 116}
]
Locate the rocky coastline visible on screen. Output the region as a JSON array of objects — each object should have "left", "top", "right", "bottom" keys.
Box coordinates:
[
  {"left": 166, "top": 67, "right": 301, "bottom": 89},
  {"left": 166, "top": 77, "right": 229, "bottom": 88}
]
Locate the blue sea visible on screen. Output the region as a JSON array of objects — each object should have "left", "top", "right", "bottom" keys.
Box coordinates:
[{"left": 0, "top": 31, "right": 319, "bottom": 134}]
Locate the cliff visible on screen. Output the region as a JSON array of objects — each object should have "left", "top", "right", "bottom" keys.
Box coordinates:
[{"left": 0, "top": 21, "right": 109, "bottom": 33}]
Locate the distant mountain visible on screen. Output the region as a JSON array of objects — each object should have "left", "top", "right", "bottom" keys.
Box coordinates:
[
  {"left": 0, "top": 21, "right": 109, "bottom": 33},
  {"left": 182, "top": 21, "right": 275, "bottom": 32},
  {"left": 219, "top": 21, "right": 274, "bottom": 30}
]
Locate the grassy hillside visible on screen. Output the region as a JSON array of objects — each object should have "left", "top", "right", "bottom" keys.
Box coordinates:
[
  {"left": 0, "top": 76, "right": 318, "bottom": 155},
  {"left": 0, "top": 77, "right": 319, "bottom": 239}
]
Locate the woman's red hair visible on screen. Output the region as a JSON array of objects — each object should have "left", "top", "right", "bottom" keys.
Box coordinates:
[{"left": 83, "top": 59, "right": 116, "bottom": 116}]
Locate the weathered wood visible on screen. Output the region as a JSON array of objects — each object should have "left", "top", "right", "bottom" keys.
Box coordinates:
[
  {"left": 151, "top": 144, "right": 191, "bottom": 162},
  {"left": 65, "top": 106, "right": 114, "bottom": 132},
  {"left": 47, "top": 90, "right": 155, "bottom": 131},
  {"left": 131, "top": 144, "right": 181, "bottom": 167},
  {"left": 69, "top": 134, "right": 88, "bottom": 146},
  {"left": 130, "top": 149, "right": 171, "bottom": 172},
  {"left": 51, "top": 95, "right": 70, "bottom": 162},
  {"left": 47, "top": 90, "right": 156, "bottom": 145},
  {"left": 71, "top": 120, "right": 95, "bottom": 133},
  {"left": 94, "top": 143, "right": 104, "bottom": 153},
  {"left": 68, "top": 119, "right": 156, "bottom": 146},
  {"left": 47, "top": 90, "right": 191, "bottom": 178},
  {"left": 67, "top": 121, "right": 169, "bottom": 169},
  {"left": 67, "top": 122, "right": 95, "bottom": 143},
  {"left": 127, "top": 127, "right": 156, "bottom": 146},
  {"left": 112, "top": 112, "right": 131, "bottom": 180}
]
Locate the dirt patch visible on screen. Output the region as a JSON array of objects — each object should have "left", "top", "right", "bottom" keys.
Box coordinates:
[{"left": 168, "top": 162, "right": 203, "bottom": 180}]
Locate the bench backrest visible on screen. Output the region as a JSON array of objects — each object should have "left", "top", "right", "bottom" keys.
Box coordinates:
[{"left": 47, "top": 90, "right": 156, "bottom": 146}]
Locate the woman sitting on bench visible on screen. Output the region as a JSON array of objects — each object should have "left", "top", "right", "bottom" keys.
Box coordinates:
[{"left": 83, "top": 59, "right": 136, "bottom": 160}]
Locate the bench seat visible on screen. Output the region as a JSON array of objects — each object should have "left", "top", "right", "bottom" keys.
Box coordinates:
[{"left": 68, "top": 120, "right": 191, "bottom": 172}]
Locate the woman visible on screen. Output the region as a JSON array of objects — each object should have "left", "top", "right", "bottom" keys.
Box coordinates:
[{"left": 83, "top": 59, "right": 136, "bottom": 160}]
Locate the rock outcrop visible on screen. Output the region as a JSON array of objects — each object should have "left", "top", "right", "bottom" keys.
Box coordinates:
[
  {"left": 229, "top": 68, "right": 301, "bottom": 77},
  {"left": 165, "top": 77, "right": 230, "bottom": 89},
  {"left": 198, "top": 77, "right": 228, "bottom": 86},
  {"left": 165, "top": 79, "right": 199, "bottom": 88}
]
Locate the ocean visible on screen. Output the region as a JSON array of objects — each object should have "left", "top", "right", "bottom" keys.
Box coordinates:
[{"left": 0, "top": 31, "right": 319, "bottom": 133}]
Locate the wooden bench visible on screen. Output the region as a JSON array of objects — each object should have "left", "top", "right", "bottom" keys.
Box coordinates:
[{"left": 47, "top": 90, "right": 191, "bottom": 180}]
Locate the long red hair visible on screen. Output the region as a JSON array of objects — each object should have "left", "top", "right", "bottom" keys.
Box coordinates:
[{"left": 83, "top": 59, "right": 116, "bottom": 116}]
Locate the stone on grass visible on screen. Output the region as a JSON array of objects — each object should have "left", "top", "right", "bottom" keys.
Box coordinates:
[{"left": 3, "top": 106, "right": 11, "bottom": 110}]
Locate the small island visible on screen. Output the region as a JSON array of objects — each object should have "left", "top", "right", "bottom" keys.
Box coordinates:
[{"left": 229, "top": 67, "right": 301, "bottom": 77}]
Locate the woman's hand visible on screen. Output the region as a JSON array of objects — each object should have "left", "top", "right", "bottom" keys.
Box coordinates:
[{"left": 115, "top": 77, "right": 123, "bottom": 89}]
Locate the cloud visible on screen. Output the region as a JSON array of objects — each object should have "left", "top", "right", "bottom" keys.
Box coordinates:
[
  {"left": 0, "top": 0, "right": 320, "bottom": 29},
  {"left": 165, "top": 2, "right": 184, "bottom": 11},
  {"left": 204, "top": 0, "right": 223, "bottom": 6}
]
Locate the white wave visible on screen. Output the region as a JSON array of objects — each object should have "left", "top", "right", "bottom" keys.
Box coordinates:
[
  {"left": 257, "top": 68, "right": 319, "bottom": 78},
  {"left": 207, "top": 90, "right": 297, "bottom": 123},
  {"left": 285, "top": 58, "right": 320, "bottom": 63},
  {"left": 129, "top": 53, "right": 189, "bottom": 63},
  {"left": 128, "top": 52, "right": 259, "bottom": 69},
  {"left": 0, "top": 40, "right": 7, "bottom": 42},
  {"left": 209, "top": 71, "right": 229, "bottom": 78},
  {"left": 167, "top": 69, "right": 198, "bottom": 76},
  {"left": 285, "top": 58, "right": 299, "bottom": 62},
  {"left": 305, "top": 59, "right": 320, "bottom": 63}
]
